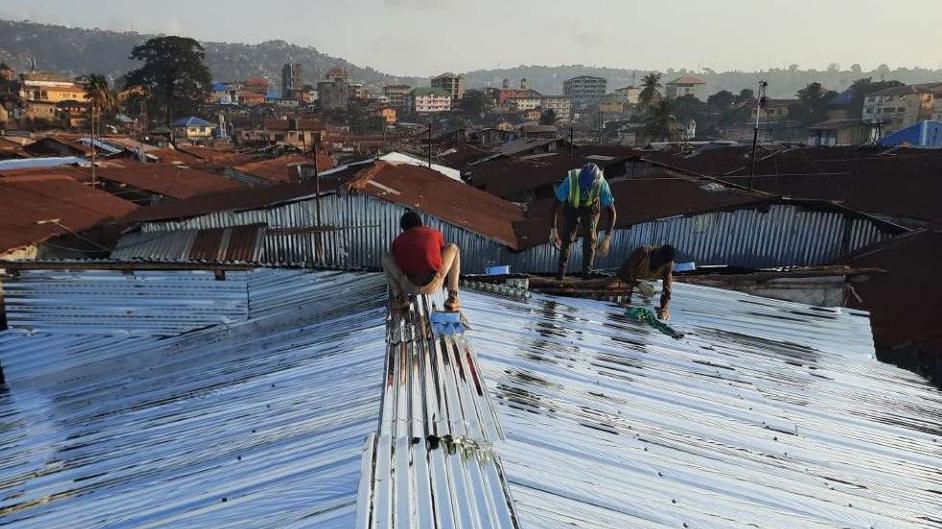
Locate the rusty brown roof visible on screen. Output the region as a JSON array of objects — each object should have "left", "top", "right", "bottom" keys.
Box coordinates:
[
  {"left": 232, "top": 154, "right": 335, "bottom": 184},
  {"left": 646, "top": 145, "right": 942, "bottom": 224},
  {"left": 347, "top": 161, "right": 525, "bottom": 247},
  {"left": 0, "top": 174, "right": 138, "bottom": 255},
  {"left": 82, "top": 161, "right": 242, "bottom": 199}
]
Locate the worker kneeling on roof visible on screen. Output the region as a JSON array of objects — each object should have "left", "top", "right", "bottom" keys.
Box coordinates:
[
  {"left": 616, "top": 244, "right": 676, "bottom": 320},
  {"left": 382, "top": 211, "right": 461, "bottom": 312},
  {"left": 551, "top": 162, "right": 617, "bottom": 280}
]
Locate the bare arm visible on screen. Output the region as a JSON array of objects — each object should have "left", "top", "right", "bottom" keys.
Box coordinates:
[
  {"left": 602, "top": 205, "right": 616, "bottom": 234},
  {"left": 551, "top": 200, "right": 562, "bottom": 232},
  {"left": 660, "top": 263, "right": 673, "bottom": 311}
]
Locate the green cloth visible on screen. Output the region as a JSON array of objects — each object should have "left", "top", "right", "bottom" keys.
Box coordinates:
[{"left": 626, "top": 307, "right": 683, "bottom": 339}]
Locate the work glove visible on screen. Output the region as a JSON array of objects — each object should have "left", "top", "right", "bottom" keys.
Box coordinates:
[
  {"left": 596, "top": 233, "right": 612, "bottom": 257},
  {"left": 550, "top": 227, "right": 561, "bottom": 249},
  {"left": 657, "top": 307, "right": 671, "bottom": 321}
]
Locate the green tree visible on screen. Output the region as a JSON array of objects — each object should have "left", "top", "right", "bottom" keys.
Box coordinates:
[
  {"left": 707, "top": 90, "right": 735, "bottom": 111},
  {"left": 795, "top": 82, "right": 838, "bottom": 125},
  {"left": 83, "top": 73, "right": 116, "bottom": 124},
  {"left": 736, "top": 88, "right": 754, "bottom": 105},
  {"left": 642, "top": 99, "right": 679, "bottom": 142},
  {"left": 638, "top": 72, "right": 662, "bottom": 108},
  {"left": 457, "top": 89, "right": 492, "bottom": 116},
  {"left": 126, "top": 36, "right": 212, "bottom": 131},
  {"left": 539, "top": 109, "right": 556, "bottom": 125}
]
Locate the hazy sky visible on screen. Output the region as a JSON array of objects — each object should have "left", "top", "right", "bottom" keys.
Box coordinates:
[{"left": 3, "top": 0, "right": 940, "bottom": 77}]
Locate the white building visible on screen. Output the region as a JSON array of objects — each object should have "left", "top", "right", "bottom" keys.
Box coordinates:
[
  {"left": 539, "top": 95, "right": 573, "bottom": 122},
  {"left": 410, "top": 87, "right": 452, "bottom": 113}
]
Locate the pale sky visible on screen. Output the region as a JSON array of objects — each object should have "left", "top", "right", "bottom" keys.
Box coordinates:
[{"left": 2, "top": 0, "right": 940, "bottom": 77}]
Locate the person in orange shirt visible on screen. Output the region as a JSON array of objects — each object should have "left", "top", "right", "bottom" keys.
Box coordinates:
[{"left": 381, "top": 211, "right": 461, "bottom": 312}]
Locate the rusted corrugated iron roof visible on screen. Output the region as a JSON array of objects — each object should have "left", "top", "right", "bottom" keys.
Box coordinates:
[
  {"left": 347, "top": 160, "right": 525, "bottom": 248},
  {"left": 0, "top": 174, "right": 138, "bottom": 255},
  {"left": 87, "top": 161, "right": 241, "bottom": 198},
  {"left": 646, "top": 145, "right": 942, "bottom": 224},
  {"left": 231, "top": 154, "right": 335, "bottom": 184}
]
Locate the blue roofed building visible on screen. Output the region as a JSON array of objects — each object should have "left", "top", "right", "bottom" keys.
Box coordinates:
[
  {"left": 879, "top": 120, "right": 942, "bottom": 148},
  {"left": 172, "top": 116, "right": 217, "bottom": 142}
]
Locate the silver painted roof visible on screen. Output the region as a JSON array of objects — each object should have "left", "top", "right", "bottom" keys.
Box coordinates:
[
  {"left": 1, "top": 269, "right": 940, "bottom": 529},
  {"left": 0, "top": 269, "right": 389, "bottom": 528},
  {"left": 464, "top": 283, "right": 942, "bottom": 529}
]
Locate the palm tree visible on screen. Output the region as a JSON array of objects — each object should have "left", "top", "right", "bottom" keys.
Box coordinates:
[
  {"left": 83, "top": 74, "right": 116, "bottom": 186},
  {"left": 638, "top": 72, "right": 663, "bottom": 108},
  {"left": 642, "top": 99, "right": 679, "bottom": 142}
]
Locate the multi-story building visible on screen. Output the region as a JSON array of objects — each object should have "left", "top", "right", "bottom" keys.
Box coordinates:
[
  {"left": 614, "top": 86, "right": 640, "bottom": 105},
  {"left": 281, "top": 63, "right": 302, "bottom": 99},
  {"left": 862, "top": 85, "right": 936, "bottom": 135},
  {"left": 507, "top": 95, "right": 541, "bottom": 111},
  {"left": 563, "top": 75, "right": 607, "bottom": 109},
  {"left": 410, "top": 87, "right": 452, "bottom": 113},
  {"left": 384, "top": 85, "right": 412, "bottom": 110},
  {"left": 375, "top": 107, "right": 397, "bottom": 124},
  {"left": 348, "top": 83, "right": 369, "bottom": 100},
  {"left": 665, "top": 75, "right": 708, "bottom": 99},
  {"left": 431, "top": 72, "right": 464, "bottom": 103},
  {"left": 325, "top": 67, "right": 348, "bottom": 83},
  {"left": 539, "top": 95, "right": 572, "bottom": 122},
  {"left": 244, "top": 77, "right": 269, "bottom": 95},
  {"left": 14, "top": 71, "right": 85, "bottom": 122},
  {"left": 751, "top": 99, "right": 798, "bottom": 122}
]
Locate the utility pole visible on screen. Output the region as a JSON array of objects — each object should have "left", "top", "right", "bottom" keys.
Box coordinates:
[
  {"left": 569, "top": 126, "right": 574, "bottom": 161},
  {"left": 427, "top": 121, "right": 432, "bottom": 168},
  {"left": 90, "top": 104, "right": 97, "bottom": 187},
  {"left": 750, "top": 80, "right": 768, "bottom": 191},
  {"left": 598, "top": 111, "right": 603, "bottom": 145}
]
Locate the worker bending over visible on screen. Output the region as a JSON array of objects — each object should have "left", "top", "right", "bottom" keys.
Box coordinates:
[
  {"left": 616, "top": 244, "right": 676, "bottom": 320},
  {"left": 550, "top": 163, "right": 617, "bottom": 280},
  {"left": 382, "top": 211, "right": 461, "bottom": 312}
]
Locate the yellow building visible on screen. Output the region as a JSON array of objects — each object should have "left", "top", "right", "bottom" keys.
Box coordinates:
[
  {"left": 19, "top": 72, "right": 84, "bottom": 103},
  {"left": 375, "top": 107, "right": 397, "bottom": 124}
]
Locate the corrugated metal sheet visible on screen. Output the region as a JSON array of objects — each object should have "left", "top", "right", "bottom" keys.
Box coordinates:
[
  {"left": 356, "top": 295, "right": 518, "bottom": 529},
  {"left": 507, "top": 204, "right": 898, "bottom": 272},
  {"left": 463, "top": 283, "right": 942, "bottom": 529},
  {"left": 111, "top": 226, "right": 265, "bottom": 264},
  {"left": 0, "top": 269, "right": 388, "bottom": 528},
  {"left": 0, "top": 156, "right": 86, "bottom": 171},
  {"left": 1, "top": 268, "right": 940, "bottom": 528},
  {"left": 125, "top": 197, "right": 897, "bottom": 272},
  {"left": 2, "top": 269, "right": 251, "bottom": 335}
]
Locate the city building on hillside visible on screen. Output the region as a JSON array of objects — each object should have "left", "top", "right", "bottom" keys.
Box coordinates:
[
  {"left": 431, "top": 72, "right": 464, "bottom": 103},
  {"left": 752, "top": 99, "right": 798, "bottom": 122},
  {"left": 862, "top": 85, "right": 938, "bottom": 135},
  {"left": 507, "top": 95, "right": 541, "bottom": 111},
  {"left": 410, "top": 87, "right": 451, "bottom": 113},
  {"left": 539, "top": 95, "right": 572, "bottom": 122},
  {"left": 281, "top": 63, "right": 303, "bottom": 100},
  {"left": 238, "top": 118, "right": 325, "bottom": 148},
  {"left": 375, "top": 107, "right": 397, "bottom": 124},
  {"left": 237, "top": 90, "right": 266, "bottom": 106},
  {"left": 318, "top": 71, "right": 350, "bottom": 111},
  {"left": 0, "top": 63, "right": 15, "bottom": 82},
  {"left": 18, "top": 71, "right": 84, "bottom": 103},
  {"left": 244, "top": 77, "right": 269, "bottom": 95},
  {"left": 384, "top": 85, "right": 412, "bottom": 110},
  {"left": 348, "top": 83, "right": 369, "bottom": 100},
  {"left": 598, "top": 95, "right": 626, "bottom": 115},
  {"left": 173, "top": 116, "right": 217, "bottom": 142},
  {"left": 564, "top": 75, "right": 606, "bottom": 109},
  {"left": 665, "top": 75, "right": 707, "bottom": 99},
  {"left": 614, "top": 86, "right": 640, "bottom": 105}
]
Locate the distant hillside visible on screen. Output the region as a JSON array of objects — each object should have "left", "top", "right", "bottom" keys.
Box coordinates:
[
  {"left": 2, "top": 19, "right": 940, "bottom": 99},
  {"left": 0, "top": 19, "right": 424, "bottom": 89}
]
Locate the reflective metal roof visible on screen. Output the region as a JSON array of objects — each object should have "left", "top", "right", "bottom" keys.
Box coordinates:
[
  {"left": 463, "top": 283, "right": 942, "bottom": 529},
  {"left": 0, "top": 269, "right": 389, "bottom": 528},
  {"left": 1, "top": 269, "right": 940, "bottom": 529}
]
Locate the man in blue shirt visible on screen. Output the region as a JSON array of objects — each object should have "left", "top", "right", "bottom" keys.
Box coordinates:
[{"left": 550, "top": 163, "right": 617, "bottom": 280}]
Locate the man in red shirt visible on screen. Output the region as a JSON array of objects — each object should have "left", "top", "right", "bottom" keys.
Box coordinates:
[{"left": 382, "top": 211, "right": 461, "bottom": 311}]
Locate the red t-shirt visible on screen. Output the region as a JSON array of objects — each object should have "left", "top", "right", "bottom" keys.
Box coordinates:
[{"left": 392, "top": 226, "right": 445, "bottom": 276}]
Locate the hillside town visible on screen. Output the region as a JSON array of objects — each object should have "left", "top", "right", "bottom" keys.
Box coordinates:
[{"left": 1, "top": 16, "right": 941, "bottom": 529}]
